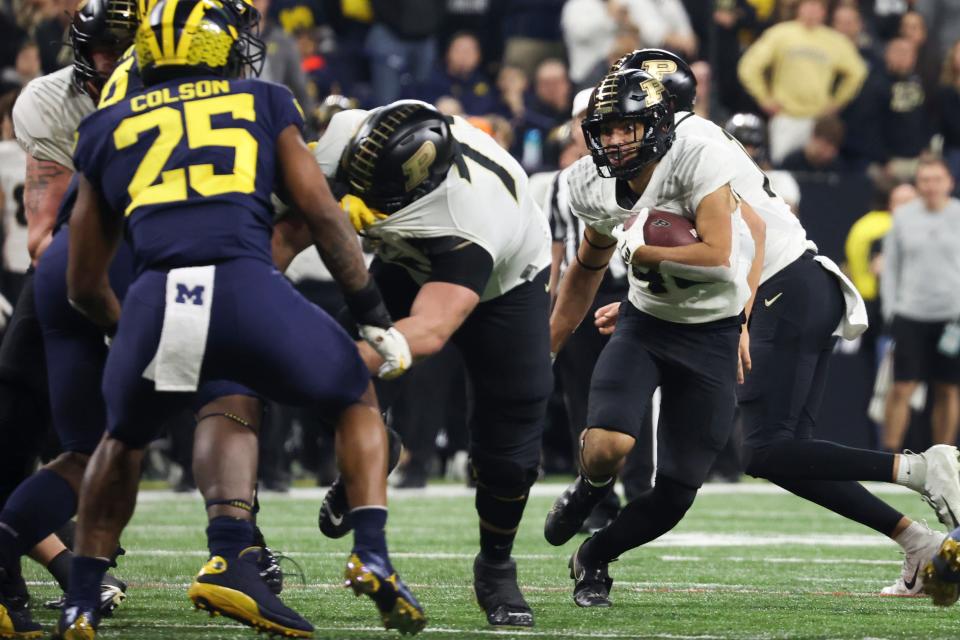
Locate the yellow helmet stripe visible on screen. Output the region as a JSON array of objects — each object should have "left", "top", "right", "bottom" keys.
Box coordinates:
[
  {"left": 142, "top": 21, "right": 164, "bottom": 63},
  {"left": 175, "top": 0, "right": 212, "bottom": 60},
  {"left": 161, "top": 0, "right": 180, "bottom": 60}
]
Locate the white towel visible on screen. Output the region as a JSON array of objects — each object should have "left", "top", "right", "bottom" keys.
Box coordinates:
[
  {"left": 814, "top": 255, "right": 868, "bottom": 340},
  {"left": 144, "top": 265, "right": 215, "bottom": 392}
]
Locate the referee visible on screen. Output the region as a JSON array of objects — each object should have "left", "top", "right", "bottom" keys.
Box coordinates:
[{"left": 882, "top": 157, "right": 960, "bottom": 450}]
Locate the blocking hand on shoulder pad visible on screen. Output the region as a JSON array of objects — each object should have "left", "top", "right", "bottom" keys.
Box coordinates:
[
  {"left": 359, "top": 325, "right": 412, "bottom": 380},
  {"left": 340, "top": 194, "right": 387, "bottom": 233}
]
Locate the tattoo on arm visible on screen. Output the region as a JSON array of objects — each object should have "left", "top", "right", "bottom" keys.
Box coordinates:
[
  {"left": 24, "top": 158, "right": 71, "bottom": 223},
  {"left": 312, "top": 207, "right": 371, "bottom": 293}
]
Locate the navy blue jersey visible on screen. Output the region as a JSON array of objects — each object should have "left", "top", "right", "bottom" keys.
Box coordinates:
[{"left": 73, "top": 75, "right": 303, "bottom": 271}]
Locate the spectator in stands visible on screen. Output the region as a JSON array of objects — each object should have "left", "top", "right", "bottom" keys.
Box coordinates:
[
  {"left": 882, "top": 156, "right": 960, "bottom": 451},
  {"left": 779, "top": 115, "right": 847, "bottom": 174},
  {"left": 513, "top": 58, "right": 570, "bottom": 171},
  {"left": 495, "top": 63, "right": 528, "bottom": 122},
  {"left": 938, "top": 39, "right": 960, "bottom": 189},
  {"left": 835, "top": 2, "right": 889, "bottom": 171},
  {"left": 690, "top": 60, "right": 726, "bottom": 123},
  {"left": 577, "top": 24, "right": 642, "bottom": 92},
  {"left": 484, "top": 113, "right": 515, "bottom": 151},
  {"left": 712, "top": 0, "right": 762, "bottom": 115},
  {"left": 0, "top": 40, "right": 38, "bottom": 95},
  {"left": 621, "top": 0, "right": 698, "bottom": 58},
  {"left": 738, "top": 0, "right": 867, "bottom": 164},
  {"left": 915, "top": 0, "right": 960, "bottom": 60},
  {"left": 440, "top": 0, "right": 503, "bottom": 69},
  {"left": 417, "top": 31, "right": 497, "bottom": 115},
  {"left": 882, "top": 37, "right": 932, "bottom": 182},
  {"left": 32, "top": 0, "right": 70, "bottom": 73},
  {"left": 561, "top": 0, "right": 618, "bottom": 86},
  {"left": 501, "top": 0, "right": 566, "bottom": 78},
  {"left": 365, "top": 0, "right": 444, "bottom": 105},
  {"left": 254, "top": 0, "right": 314, "bottom": 113},
  {"left": 434, "top": 95, "right": 465, "bottom": 115},
  {"left": 900, "top": 11, "right": 942, "bottom": 111}
]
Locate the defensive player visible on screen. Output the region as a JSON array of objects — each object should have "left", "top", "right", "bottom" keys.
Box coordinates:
[
  {"left": 311, "top": 101, "right": 553, "bottom": 626},
  {"left": 571, "top": 48, "right": 960, "bottom": 598},
  {"left": 55, "top": 0, "right": 423, "bottom": 637},
  {"left": 546, "top": 66, "right": 765, "bottom": 607}
]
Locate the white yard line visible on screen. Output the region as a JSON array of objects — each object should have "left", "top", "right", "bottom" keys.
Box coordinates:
[{"left": 135, "top": 482, "right": 914, "bottom": 502}]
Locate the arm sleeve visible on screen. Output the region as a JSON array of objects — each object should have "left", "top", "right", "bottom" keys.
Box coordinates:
[
  {"left": 830, "top": 36, "right": 868, "bottom": 109},
  {"left": 737, "top": 28, "right": 777, "bottom": 105},
  {"left": 880, "top": 220, "right": 900, "bottom": 323},
  {"left": 417, "top": 236, "right": 495, "bottom": 295}
]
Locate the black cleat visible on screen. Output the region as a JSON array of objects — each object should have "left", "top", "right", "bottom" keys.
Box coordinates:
[
  {"left": 473, "top": 555, "right": 533, "bottom": 627},
  {"left": 0, "top": 567, "right": 41, "bottom": 639},
  {"left": 545, "top": 476, "right": 613, "bottom": 546},
  {"left": 252, "top": 526, "right": 283, "bottom": 594},
  {"left": 319, "top": 427, "right": 403, "bottom": 539},
  {"left": 188, "top": 547, "right": 313, "bottom": 638},
  {"left": 344, "top": 550, "right": 426, "bottom": 635},
  {"left": 580, "top": 490, "right": 620, "bottom": 535},
  {"left": 569, "top": 538, "right": 614, "bottom": 608}
]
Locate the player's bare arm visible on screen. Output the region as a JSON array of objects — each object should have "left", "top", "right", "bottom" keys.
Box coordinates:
[
  {"left": 629, "top": 185, "right": 739, "bottom": 271},
  {"left": 550, "top": 226, "right": 616, "bottom": 354},
  {"left": 276, "top": 125, "right": 372, "bottom": 293},
  {"left": 357, "top": 281, "right": 479, "bottom": 373},
  {"left": 66, "top": 174, "right": 122, "bottom": 333},
  {"left": 737, "top": 200, "right": 765, "bottom": 383},
  {"left": 24, "top": 156, "right": 71, "bottom": 263}
]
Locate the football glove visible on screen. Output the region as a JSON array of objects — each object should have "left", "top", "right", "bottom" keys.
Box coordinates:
[
  {"left": 341, "top": 194, "right": 387, "bottom": 233},
  {"left": 358, "top": 325, "right": 411, "bottom": 380},
  {"left": 610, "top": 208, "right": 649, "bottom": 266}
]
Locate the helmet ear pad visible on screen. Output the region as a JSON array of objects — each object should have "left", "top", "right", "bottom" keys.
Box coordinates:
[
  {"left": 339, "top": 101, "right": 457, "bottom": 214},
  {"left": 582, "top": 69, "right": 676, "bottom": 180}
]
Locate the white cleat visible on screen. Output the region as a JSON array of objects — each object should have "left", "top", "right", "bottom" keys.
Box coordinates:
[
  {"left": 920, "top": 445, "right": 960, "bottom": 530},
  {"left": 882, "top": 524, "right": 946, "bottom": 596}
]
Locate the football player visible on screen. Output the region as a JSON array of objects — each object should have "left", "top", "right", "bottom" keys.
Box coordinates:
[
  {"left": 546, "top": 66, "right": 766, "bottom": 607},
  {"left": 311, "top": 101, "right": 553, "bottom": 627},
  {"left": 575, "top": 48, "right": 960, "bottom": 598},
  {"left": 55, "top": 0, "right": 424, "bottom": 637}
]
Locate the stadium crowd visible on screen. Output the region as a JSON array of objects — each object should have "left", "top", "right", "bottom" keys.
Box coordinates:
[{"left": 0, "top": 0, "right": 958, "bottom": 492}]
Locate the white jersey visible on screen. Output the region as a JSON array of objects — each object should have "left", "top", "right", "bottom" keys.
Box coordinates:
[
  {"left": 0, "top": 141, "right": 27, "bottom": 273},
  {"left": 566, "top": 135, "right": 755, "bottom": 324},
  {"left": 673, "top": 112, "right": 809, "bottom": 283},
  {"left": 674, "top": 112, "right": 867, "bottom": 339},
  {"left": 13, "top": 66, "right": 94, "bottom": 170},
  {"left": 313, "top": 110, "right": 552, "bottom": 302}
]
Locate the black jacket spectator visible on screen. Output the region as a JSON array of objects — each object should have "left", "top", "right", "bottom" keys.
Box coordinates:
[{"left": 882, "top": 38, "right": 931, "bottom": 159}]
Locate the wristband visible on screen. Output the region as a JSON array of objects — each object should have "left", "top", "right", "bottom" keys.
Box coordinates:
[{"left": 344, "top": 279, "right": 392, "bottom": 329}]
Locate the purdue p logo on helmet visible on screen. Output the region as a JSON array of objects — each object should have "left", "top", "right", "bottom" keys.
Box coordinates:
[{"left": 338, "top": 101, "right": 457, "bottom": 215}]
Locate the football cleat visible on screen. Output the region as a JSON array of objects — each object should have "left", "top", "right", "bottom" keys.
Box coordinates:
[
  {"left": 0, "top": 598, "right": 41, "bottom": 640},
  {"left": 580, "top": 491, "right": 620, "bottom": 535},
  {"left": 187, "top": 547, "right": 314, "bottom": 638},
  {"left": 252, "top": 526, "right": 283, "bottom": 594},
  {"left": 344, "top": 551, "right": 426, "bottom": 635},
  {"left": 544, "top": 476, "right": 613, "bottom": 546},
  {"left": 43, "top": 574, "right": 127, "bottom": 617},
  {"left": 319, "top": 427, "right": 403, "bottom": 539},
  {"left": 472, "top": 555, "right": 533, "bottom": 627},
  {"left": 922, "top": 530, "right": 960, "bottom": 606},
  {"left": 569, "top": 537, "right": 614, "bottom": 608},
  {"left": 53, "top": 605, "right": 99, "bottom": 640},
  {"left": 918, "top": 445, "right": 960, "bottom": 530},
  {"left": 882, "top": 523, "right": 945, "bottom": 596}
]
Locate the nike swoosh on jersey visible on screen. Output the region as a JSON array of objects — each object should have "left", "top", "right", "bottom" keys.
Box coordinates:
[{"left": 764, "top": 292, "right": 783, "bottom": 307}]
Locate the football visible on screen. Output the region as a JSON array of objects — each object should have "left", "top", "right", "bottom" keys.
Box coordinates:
[{"left": 637, "top": 210, "right": 699, "bottom": 247}]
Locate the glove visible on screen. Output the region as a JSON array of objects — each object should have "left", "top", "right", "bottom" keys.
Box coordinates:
[
  {"left": 359, "top": 325, "right": 412, "bottom": 380},
  {"left": 610, "top": 208, "right": 649, "bottom": 266},
  {"left": 340, "top": 194, "right": 387, "bottom": 232}
]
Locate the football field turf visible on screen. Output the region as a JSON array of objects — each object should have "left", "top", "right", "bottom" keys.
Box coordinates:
[{"left": 23, "top": 482, "right": 960, "bottom": 639}]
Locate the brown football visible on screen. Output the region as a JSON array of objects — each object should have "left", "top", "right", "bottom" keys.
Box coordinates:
[{"left": 642, "top": 210, "right": 699, "bottom": 247}]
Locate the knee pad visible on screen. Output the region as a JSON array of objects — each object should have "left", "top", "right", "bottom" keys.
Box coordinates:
[{"left": 469, "top": 450, "right": 538, "bottom": 497}]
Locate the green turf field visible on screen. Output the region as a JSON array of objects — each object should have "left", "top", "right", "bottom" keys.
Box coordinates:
[{"left": 23, "top": 482, "right": 960, "bottom": 639}]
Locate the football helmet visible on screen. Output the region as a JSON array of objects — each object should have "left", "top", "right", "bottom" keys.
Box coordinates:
[
  {"left": 582, "top": 69, "right": 676, "bottom": 180},
  {"left": 135, "top": 0, "right": 264, "bottom": 86},
  {"left": 610, "top": 48, "right": 696, "bottom": 113},
  {"left": 724, "top": 113, "right": 768, "bottom": 164},
  {"left": 71, "top": 0, "right": 139, "bottom": 96},
  {"left": 338, "top": 100, "right": 456, "bottom": 214}
]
